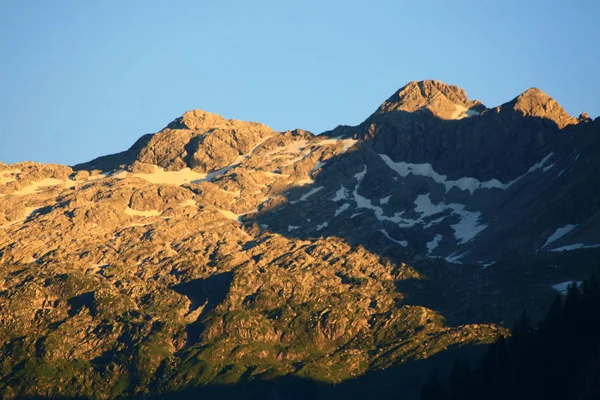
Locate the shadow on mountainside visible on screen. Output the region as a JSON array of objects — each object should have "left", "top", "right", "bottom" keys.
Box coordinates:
[
  {"left": 152, "top": 345, "right": 475, "bottom": 400},
  {"left": 247, "top": 109, "right": 597, "bottom": 328},
  {"left": 19, "top": 342, "right": 483, "bottom": 400},
  {"left": 171, "top": 271, "right": 234, "bottom": 346}
]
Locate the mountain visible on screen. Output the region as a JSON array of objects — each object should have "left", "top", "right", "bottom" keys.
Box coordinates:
[{"left": 0, "top": 80, "right": 598, "bottom": 399}]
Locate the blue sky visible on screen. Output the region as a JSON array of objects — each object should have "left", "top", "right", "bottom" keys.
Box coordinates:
[{"left": 1, "top": 0, "right": 599, "bottom": 165}]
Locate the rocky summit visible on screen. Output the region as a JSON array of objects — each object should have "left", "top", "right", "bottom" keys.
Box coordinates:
[{"left": 0, "top": 80, "right": 599, "bottom": 399}]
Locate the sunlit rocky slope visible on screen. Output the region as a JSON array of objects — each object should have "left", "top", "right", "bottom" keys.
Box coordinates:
[{"left": 0, "top": 80, "right": 598, "bottom": 399}]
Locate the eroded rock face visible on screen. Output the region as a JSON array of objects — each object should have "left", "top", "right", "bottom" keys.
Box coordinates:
[
  {"left": 135, "top": 110, "right": 274, "bottom": 172},
  {"left": 375, "top": 80, "right": 486, "bottom": 120},
  {"left": 507, "top": 87, "right": 577, "bottom": 129},
  {"left": 0, "top": 80, "right": 598, "bottom": 399}
]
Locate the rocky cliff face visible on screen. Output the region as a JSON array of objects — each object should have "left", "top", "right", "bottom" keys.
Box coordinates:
[{"left": 0, "top": 80, "right": 598, "bottom": 399}]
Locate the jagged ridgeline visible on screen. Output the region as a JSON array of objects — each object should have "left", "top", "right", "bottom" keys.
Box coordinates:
[{"left": 0, "top": 80, "right": 599, "bottom": 399}]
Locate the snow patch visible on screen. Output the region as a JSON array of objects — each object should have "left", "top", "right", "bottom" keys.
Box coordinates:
[
  {"left": 296, "top": 178, "right": 314, "bottom": 186},
  {"left": 450, "top": 105, "right": 480, "bottom": 120},
  {"left": 217, "top": 209, "right": 242, "bottom": 222},
  {"left": 543, "top": 163, "right": 555, "bottom": 173},
  {"left": 332, "top": 186, "right": 349, "bottom": 202},
  {"left": 290, "top": 186, "right": 323, "bottom": 204},
  {"left": 543, "top": 224, "right": 579, "bottom": 248},
  {"left": 445, "top": 252, "right": 467, "bottom": 264},
  {"left": 551, "top": 243, "right": 600, "bottom": 252},
  {"left": 379, "top": 229, "right": 408, "bottom": 247},
  {"left": 414, "top": 194, "right": 448, "bottom": 218},
  {"left": 450, "top": 208, "right": 486, "bottom": 244},
  {"left": 288, "top": 225, "right": 299, "bottom": 231},
  {"left": 180, "top": 199, "right": 197, "bottom": 207},
  {"left": 426, "top": 234, "right": 443, "bottom": 254},
  {"left": 12, "top": 178, "right": 75, "bottom": 196},
  {"left": 132, "top": 167, "right": 207, "bottom": 185},
  {"left": 380, "top": 195, "right": 391, "bottom": 205},
  {"left": 415, "top": 194, "right": 487, "bottom": 243},
  {"left": 350, "top": 171, "right": 487, "bottom": 244},
  {"left": 125, "top": 208, "right": 161, "bottom": 217},
  {"left": 316, "top": 136, "right": 358, "bottom": 153},
  {"left": 316, "top": 222, "right": 328, "bottom": 231},
  {"left": 353, "top": 168, "right": 409, "bottom": 225},
  {"left": 312, "top": 161, "right": 326, "bottom": 171},
  {"left": 263, "top": 171, "right": 289, "bottom": 178},
  {"left": 379, "top": 153, "right": 554, "bottom": 194},
  {"left": 552, "top": 281, "right": 582, "bottom": 294},
  {"left": 334, "top": 203, "right": 350, "bottom": 217}
]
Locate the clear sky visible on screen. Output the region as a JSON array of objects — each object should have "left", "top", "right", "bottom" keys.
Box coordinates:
[{"left": 1, "top": 0, "right": 599, "bottom": 165}]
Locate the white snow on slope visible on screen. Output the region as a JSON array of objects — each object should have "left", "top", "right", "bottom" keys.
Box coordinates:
[
  {"left": 543, "top": 224, "right": 579, "bottom": 248},
  {"left": 380, "top": 195, "right": 391, "bottom": 205},
  {"left": 552, "top": 281, "right": 582, "bottom": 294},
  {"left": 132, "top": 167, "right": 207, "bottom": 185},
  {"left": 316, "top": 136, "right": 358, "bottom": 153},
  {"left": 12, "top": 178, "right": 76, "bottom": 196},
  {"left": 424, "top": 215, "right": 450, "bottom": 229},
  {"left": 180, "top": 199, "right": 197, "bottom": 208},
  {"left": 379, "top": 229, "right": 408, "bottom": 247},
  {"left": 450, "top": 105, "right": 480, "bottom": 119},
  {"left": 335, "top": 203, "right": 350, "bottom": 217},
  {"left": 543, "top": 164, "right": 555, "bottom": 173},
  {"left": 218, "top": 209, "right": 242, "bottom": 222},
  {"left": 290, "top": 186, "right": 323, "bottom": 204},
  {"left": 551, "top": 243, "right": 600, "bottom": 252},
  {"left": 316, "top": 222, "right": 329, "bottom": 231},
  {"left": 296, "top": 178, "right": 314, "bottom": 186},
  {"left": 124, "top": 208, "right": 161, "bottom": 217},
  {"left": 414, "top": 194, "right": 448, "bottom": 218},
  {"left": 427, "top": 234, "right": 443, "bottom": 254},
  {"left": 204, "top": 162, "right": 240, "bottom": 181},
  {"left": 352, "top": 167, "right": 409, "bottom": 224},
  {"left": 332, "top": 186, "right": 348, "bottom": 202},
  {"left": 415, "top": 194, "right": 487, "bottom": 243},
  {"left": 351, "top": 169, "right": 487, "bottom": 244},
  {"left": 445, "top": 252, "right": 467, "bottom": 264},
  {"left": 311, "top": 161, "right": 326, "bottom": 171},
  {"left": 267, "top": 140, "right": 309, "bottom": 157},
  {"left": 450, "top": 208, "right": 486, "bottom": 244},
  {"left": 379, "top": 153, "right": 554, "bottom": 194}
]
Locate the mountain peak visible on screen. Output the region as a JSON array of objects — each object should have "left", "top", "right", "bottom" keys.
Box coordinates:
[
  {"left": 506, "top": 87, "right": 576, "bottom": 128},
  {"left": 166, "top": 109, "right": 229, "bottom": 131},
  {"left": 375, "top": 80, "right": 485, "bottom": 120}
]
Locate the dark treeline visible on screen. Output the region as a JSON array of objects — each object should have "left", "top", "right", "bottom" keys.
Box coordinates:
[{"left": 421, "top": 277, "right": 600, "bottom": 400}]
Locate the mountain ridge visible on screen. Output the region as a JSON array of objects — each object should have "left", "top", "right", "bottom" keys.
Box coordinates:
[
  {"left": 0, "top": 80, "right": 599, "bottom": 399},
  {"left": 74, "top": 80, "right": 592, "bottom": 175}
]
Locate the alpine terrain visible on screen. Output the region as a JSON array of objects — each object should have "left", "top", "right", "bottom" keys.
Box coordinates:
[{"left": 0, "top": 80, "right": 598, "bottom": 399}]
